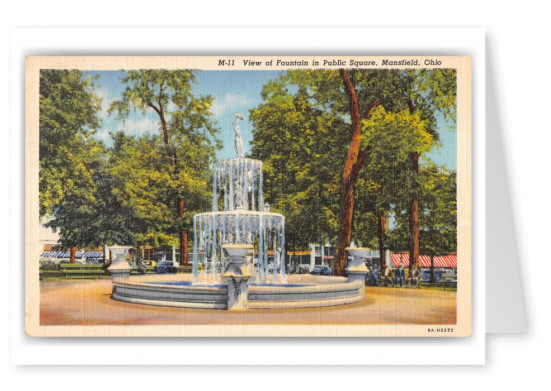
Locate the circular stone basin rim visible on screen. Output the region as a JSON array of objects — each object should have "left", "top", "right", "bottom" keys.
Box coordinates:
[{"left": 111, "top": 274, "right": 365, "bottom": 309}]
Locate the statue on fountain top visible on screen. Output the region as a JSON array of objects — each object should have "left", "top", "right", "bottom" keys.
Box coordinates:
[{"left": 233, "top": 113, "right": 245, "bottom": 158}]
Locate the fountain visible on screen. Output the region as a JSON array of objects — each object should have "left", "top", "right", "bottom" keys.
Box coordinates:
[
  {"left": 191, "top": 113, "right": 286, "bottom": 285},
  {"left": 111, "top": 114, "right": 366, "bottom": 310}
]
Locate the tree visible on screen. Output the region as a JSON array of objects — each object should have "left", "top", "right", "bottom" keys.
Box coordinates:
[
  {"left": 251, "top": 69, "right": 456, "bottom": 276},
  {"left": 39, "top": 69, "right": 102, "bottom": 217},
  {"left": 418, "top": 165, "right": 457, "bottom": 281},
  {"left": 250, "top": 78, "right": 348, "bottom": 253},
  {"left": 386, "top": 163, "right": 457, "bottom": 280},
  {"left": 109, "top": 70, "right": 219, "bottom": 265},
  {"left": 354, "top": 107, "right": 433, "bottom": 270},
  {"left": 91, "top": 136, "right": 144, "bottom": 262},
  {"left": 44, "top": 138, "right": 105, "bottom": 262},
  {"left": 252, "top": 70, "right": 410, "bottom": 274},
  {"left": 39, "top": 70, "right": 103, "bottom": 261},
  {"left": 271, "top": 70, "right": 438, "bottom": 275},
  {"left": 335, "top": 69, "right": 457, "bottom": 276},
  {"left": 402, "top": 70, "right": 457, "bottom": 273},
  {"left": 107, "top": 132, "right": 182, "bottom": 254}
]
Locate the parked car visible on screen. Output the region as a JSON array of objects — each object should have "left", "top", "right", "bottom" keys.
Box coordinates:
[
  {"left": 290, "top": 265, "right": 311, "bottom": 274},
  {"left": 311, "top": 265, "right": 332, "bottom": 276},
  {"left": 442, "top": 269, "right": 457, "bottom": 282},
  {"left": 266, "top": 264, "right": 281, "bottom": 274},
  {"left": 154, "top": 261, "right": 178, "bottom": 274},
  {"left": 421, "top": 269, "right": 444, "bottom": 282}
]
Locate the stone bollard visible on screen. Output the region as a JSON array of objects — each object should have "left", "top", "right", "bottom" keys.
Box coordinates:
[
  {"left": 222, "top": 244, "right": 253, "bottom": 310},
  {"left": 107, "top": 245, "right": 132, "bottom": 279},
  {"left": 345, "top": 247, "right": 369, "bottom": 286}
]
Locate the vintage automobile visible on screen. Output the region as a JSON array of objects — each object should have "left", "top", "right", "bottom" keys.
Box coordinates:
[
  {"left": 420, "top": 269, "right": 444, "bottom": 282},
  {"left": 310, "top": 265, "right": 332, "bottom": 276},
  {"left": 154, "top": 261, "right": 178, "bottom": 274}
]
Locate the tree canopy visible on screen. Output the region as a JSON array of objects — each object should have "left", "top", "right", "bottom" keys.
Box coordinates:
[
  {"left": 39, "top": 69, "right": 102, "bottom": 218},
  {"left": 38, "top": 68, "right": 457, "bottom": 274},
  {"left": 108, "top": 70, "right": 220, "bottom": 263},
  {"left": 250, "top": 68, "right": 457, "bottom": 274},
  {"left": 250, "top": 78, "right": 348, "bottom": 251},
  {"left": 39, "top": 70, "right": 109, "bottom": 259}
]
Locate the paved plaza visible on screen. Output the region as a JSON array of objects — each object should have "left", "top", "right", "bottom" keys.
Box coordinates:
[{"left": 39, "top": 279, "right": 457, "bottom": 325}]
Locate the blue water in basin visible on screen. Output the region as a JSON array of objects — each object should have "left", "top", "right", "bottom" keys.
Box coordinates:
[
  {"left": 147, "top": 281, "right": 227, "bottom": 288},
  {"left": 249, "top": 283, "right": 313, "bottom": 288},
  {"left": 147, "top": 281, "right": 313, "bottom": 288}
]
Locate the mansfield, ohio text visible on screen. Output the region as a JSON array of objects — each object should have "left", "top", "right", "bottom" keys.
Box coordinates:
[{"left": 217, "top": 58, "right": 443, "bottom": 67}]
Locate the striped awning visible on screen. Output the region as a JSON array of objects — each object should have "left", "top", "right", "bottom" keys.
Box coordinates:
[
  {"left": 40, "top": 251, "right": 103, "bottom": 259},
  {"left": 390, "top": 253, "right": 457, "bottom": 268}
]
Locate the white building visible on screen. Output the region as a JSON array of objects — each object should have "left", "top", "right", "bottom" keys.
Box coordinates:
[{"left": 39, "top": 221, "right": 60, "bottom": 250}]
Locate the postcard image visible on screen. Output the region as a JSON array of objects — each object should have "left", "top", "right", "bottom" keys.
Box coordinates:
[{"left": 25, "top": 55, "right": 471, "bottom": 337}]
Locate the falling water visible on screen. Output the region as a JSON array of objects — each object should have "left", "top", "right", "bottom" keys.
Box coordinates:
[{"left": 192, "top": 157, "right": 286, "bottom": 285}]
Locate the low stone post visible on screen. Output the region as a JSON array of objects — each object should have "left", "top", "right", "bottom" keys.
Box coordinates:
[
  {"left": 107, "top": 245, "right": 132, "bottom": 279},
  {"left": 345, "top": 247, "right": 369, "bottom": 285},
  {"left": 222, "top": 244, "right": 253, "bottom": 310}
]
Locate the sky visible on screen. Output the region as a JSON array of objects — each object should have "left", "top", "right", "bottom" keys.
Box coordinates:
[{"left": 86, "top": 70, "right": 457, "bottom": 170}]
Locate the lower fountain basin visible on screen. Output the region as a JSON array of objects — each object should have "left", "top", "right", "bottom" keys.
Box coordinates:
[{"left": 112, "top": 273, "right": 364, "bottom": 310}]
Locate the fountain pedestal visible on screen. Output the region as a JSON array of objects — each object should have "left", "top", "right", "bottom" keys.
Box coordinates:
[
  {"left": 107, "top": 245, "right": 132, "bottom": 279},
  {"left": 345, "top": 247, "right": 369, "bottom": 284},
  {"left": 222, "top": 244, "right": 253, "bottom": 310}
]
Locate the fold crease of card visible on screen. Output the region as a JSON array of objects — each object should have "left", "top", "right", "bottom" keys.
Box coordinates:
[{"left": 486, "top": 53, "right": 527, "bottom": 333}]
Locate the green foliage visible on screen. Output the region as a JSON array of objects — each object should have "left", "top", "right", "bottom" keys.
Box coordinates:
[
  {"left": 354, "top": 107, "right": 433, "bottom": 246},
  {"left": 405, "top": 69, "right": 457, "bottom": 123},
  {"left": 418, "top": 165, "right": 457, "bottom": 256},
  {"left": 108, "top": 132, "right": 180, "bottom": 246},
  {"left": 39, "top": 263, "right": 107, "bottom": 281},
  {"left": 44, "top": 137, "right": 104, "bottom": 249},
  {"left": 87, "top": 150, "right": 138, "bottom": 247},
  {"left": 38, "top": 67, "right": 457, "bottom": 262},
  {"left": 284, "top": 69, "right": 456, "bottom": 133},
  {"left": 40, "top": 69, "right": 220, "bottom": 252},
  {"left": 108, "top": 70, "right": 220, "bottom": 247},
  {"left": 251, "top": 69, "right": 457, "bottom": 255},
  {"left": 250, "top": 78, "right": 348, "bottom": 250},
  {"left": 362, "top": 107, "right": 433, "bottom": 158},
  {"left": 388, "top": 164, "right": 457, "bottom": 255},
  {"left": 39, "top": 70, "right": 102, "bottom": 218},
  {"left": 39, "top": 69, "right": 105, "bottom": 249}
]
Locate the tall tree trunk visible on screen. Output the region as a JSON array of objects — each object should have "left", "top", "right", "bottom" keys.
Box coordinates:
[
  {"left": 408, "top": 100, "right": 420, "bottom": 275},
  {"left": 137, "top": 243, "right": 141, "bottom": 263},
  {"left": 102, "top": 245, "right": 106, "bottom": 264},
  {"left": 149, "top": 98, "right": 189, "bottom": 266},
  {"left": 377, "top": 215, "right": 386, "bottom": 271},
  {"left": 334, "top": 69, "right": 380, "bottom": 276},
  {"left": 334, "top": 179, "right": 355, "bottom": 276},
  {"left": 69, "top": 246, "right": 77, "bottom": 263},
  {"left": 149, "top": 97, "right": 177, "bottom": 166},
  {"left": 180, "top": 229, "right": 188, "bottom": 267},
  {"left": 409, "top": 152, "right": 420, "bottom": 275}
]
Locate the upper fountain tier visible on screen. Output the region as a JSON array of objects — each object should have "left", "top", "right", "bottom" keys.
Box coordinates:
[
  {"left": 210, "top": 113, "right": 266, "bottom": 212},
  {"left": 213, "top": 158, "right": 265, "bottom": 212}
]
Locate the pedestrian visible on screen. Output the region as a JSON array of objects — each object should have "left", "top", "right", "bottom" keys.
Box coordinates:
[{"left": 396, "top": 262, "right": 405, "bottom": 288}]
